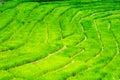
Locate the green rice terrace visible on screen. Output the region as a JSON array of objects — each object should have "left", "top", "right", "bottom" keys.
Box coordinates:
[{"left": 0, "top": 0, "right": 120, "bottom": 80}]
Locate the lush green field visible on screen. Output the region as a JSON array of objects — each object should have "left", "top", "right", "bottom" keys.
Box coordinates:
[{"left": 0, "top": 1, "right": 120, "bottom": 80}]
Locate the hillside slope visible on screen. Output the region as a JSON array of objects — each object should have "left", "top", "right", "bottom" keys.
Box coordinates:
[{"left": 0, "top": 1, "right": 120, "bottom": 80}]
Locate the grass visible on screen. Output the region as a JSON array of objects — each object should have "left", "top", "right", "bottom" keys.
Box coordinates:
[{"left": 0, "top": 0, "right": 120, "bottom": 80}]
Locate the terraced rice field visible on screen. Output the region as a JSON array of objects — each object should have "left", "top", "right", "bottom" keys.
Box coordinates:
[{"left": 0, "top": 1, "right": 120, "bottom": 80}]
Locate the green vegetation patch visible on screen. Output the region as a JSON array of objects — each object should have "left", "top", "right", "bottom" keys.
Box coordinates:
[{"left": 0, "top": 1, "right": 120, "bottom": 80}]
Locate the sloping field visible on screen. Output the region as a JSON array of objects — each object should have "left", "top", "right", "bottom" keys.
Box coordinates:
[{"left": 0, "top": 1, "right": 120, "bottom": 80}]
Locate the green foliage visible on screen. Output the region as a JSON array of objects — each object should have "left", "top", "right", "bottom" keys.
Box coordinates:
[{"left": 0, "top": 1, "right": 120, "bottom": 80}]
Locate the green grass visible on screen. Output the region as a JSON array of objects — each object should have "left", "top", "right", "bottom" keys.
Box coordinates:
[{"left": 0, "top": 1, "right": 120, "bottom": 80}]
